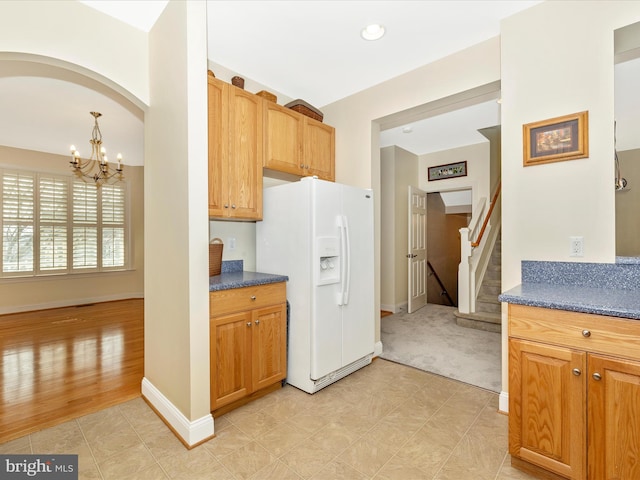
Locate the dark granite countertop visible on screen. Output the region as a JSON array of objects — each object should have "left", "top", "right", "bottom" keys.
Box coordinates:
[
  {"left": 499, "top": 260, "right": 640, "bottom": 320},
  {"left": 499, "top": 283, "right": 640, "bottom": 320},
  {"left": 208, "top": 260, "right": 288, "bottom": 292}
]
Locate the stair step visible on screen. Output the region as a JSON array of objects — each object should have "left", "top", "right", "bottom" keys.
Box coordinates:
[{"left": 454, "top": 310, "right": 501, "bottom": 333}]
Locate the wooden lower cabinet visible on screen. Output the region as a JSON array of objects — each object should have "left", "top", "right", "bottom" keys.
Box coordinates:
[
  {"left": 508, "top": 304, "right": 640, "bottom": 479},
  {"left": 210, "top": 283, "right": 286, "bottom": 413}
]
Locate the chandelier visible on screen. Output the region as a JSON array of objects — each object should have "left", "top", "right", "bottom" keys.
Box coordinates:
[{"left": 70, "top": 111, "right": 124, "bottom": 186}]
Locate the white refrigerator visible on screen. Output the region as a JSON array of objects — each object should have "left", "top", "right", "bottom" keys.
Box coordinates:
[{"left": 256, "top": 177, "right": 375, "bottom": 393}]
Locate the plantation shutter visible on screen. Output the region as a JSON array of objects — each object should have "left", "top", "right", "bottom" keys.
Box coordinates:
[
  {"left": 101, "top": 183, "right": 125, "bottom": 267},
  {"left": 2, "top": 172, "right": 34, "bottom": 273},
  {"left": 39, "top": 175, "right": 68, "bottom": 271},
  {"left": 72, "top": 180, "right": 98, "bottom": 269}
]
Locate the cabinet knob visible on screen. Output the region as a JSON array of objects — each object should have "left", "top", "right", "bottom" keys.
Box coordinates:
[
  {"left": 246, "top": 322, "right": 252, "bottom": 327},
  {"left": 250, "top": 295, "right": 256, "bottom": 301},
  {"left": 300, "top": 164, "right": 304, "bottom": 169},
  {"left": 582, "top": 329, "right": 591, "bottom": 338},
  {"left": 231, "top": 204, "right": 236, "bottom": 209},
  {"left": 255, "top": 320, "right": 260, "bottom": 325},
  {"left": 572, "top": 368, "right": 582, "bottom": 376},
  {"left": 592, "top": 372, "right": 602, "bottom": 381},
  {"left": 224, "top": 204, "right": 229, "bottom": 208}
]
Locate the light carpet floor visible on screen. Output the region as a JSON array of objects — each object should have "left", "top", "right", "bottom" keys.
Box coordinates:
[{"left": 380, "top": 303, "right": 502, "bottom": 392}]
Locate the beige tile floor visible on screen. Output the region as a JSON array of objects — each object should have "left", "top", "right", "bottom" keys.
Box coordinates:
[{"left": 0, "top": 359, "right": 539, "bottom": 479}]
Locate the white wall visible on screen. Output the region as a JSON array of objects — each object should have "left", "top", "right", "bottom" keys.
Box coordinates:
[
  {"left": 419, "top": 142, "right": 490, "bottom": 211},
  {"left": 501, "top": 0, "right": 640, "bottom": 399},
  {"left": 322, "top": 37, "right": 501, "bottom": 343},
  {"left": 145, "top": 0, "right": 211, "bottom": 437},
  {"left": 379, "top": 146, "right": 419, "bottom": 312},
  {"left": 0, "top": 0, "right": 148, "bottom": 107},
  {"left": 0, "top": 146, "right": 144, "bottom": 313}
]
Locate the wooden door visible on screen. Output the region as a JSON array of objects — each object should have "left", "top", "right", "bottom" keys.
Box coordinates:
[
  {"left": 207, "top": 76, "right": 229, "bottom": 217},
  {"left": 210, "top": 312, "right": 252, "bottom": 410},
  {"left": 251, "top": 303, "right": 287, "bottom": 392},
  {"left": 263, "top": 102, "right": 304, "bottom": 176},
  {"left": 227, "top": 86, "right": 263, "bottom": 220},
  {"left": 304, "top": 118, "right": 335, "bottom": 181},
  {"left": 407, "top": 186, "right": 427, "bottom": 313},
  {"left": 588, "top": 354, "right": 640, "bottom": 480},
  {"left": 509, "top": 338, "right": 586, "bottom": 479}
]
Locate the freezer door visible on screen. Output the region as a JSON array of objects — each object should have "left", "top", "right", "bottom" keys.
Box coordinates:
[{"left": 310, "top": 180, "right": 343, "bottom": 380}]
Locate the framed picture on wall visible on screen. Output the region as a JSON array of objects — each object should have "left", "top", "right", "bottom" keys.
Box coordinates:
[
  {"left": 523, "top": 111, "right": 589, "bottom": 166},
  {"left": 428, "top": 161, "right": 467, "bottom": 181}
]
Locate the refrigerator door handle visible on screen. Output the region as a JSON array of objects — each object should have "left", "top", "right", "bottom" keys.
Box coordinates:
[
  {"left": 336, "top": 215, "right": 349, "bottom": 306},
  {"left": 336, "top": 215, "right": 352, "bottom": 306},
  {"left": 343, "top": 215, "right": 351, "bottom": 305}
]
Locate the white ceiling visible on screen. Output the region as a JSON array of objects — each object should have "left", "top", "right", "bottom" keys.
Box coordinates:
[{"left": 0, "top": 1, "right": 638, "bottom": 167}]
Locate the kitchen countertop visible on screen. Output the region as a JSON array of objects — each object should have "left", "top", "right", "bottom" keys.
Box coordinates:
[
  {"left": 208, "top": 260, "right": 288, "bottom": 292},
  {"left": 499, "top": 260, "right": 640, "bottom": 320}
]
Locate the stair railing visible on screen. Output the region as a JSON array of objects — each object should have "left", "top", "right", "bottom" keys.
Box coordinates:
[
  {"left": 427, "top": 261, "right": 456, "bottom": 307},
  {"left": 458, "top": 182, "right": 501, "bottom": 314}
]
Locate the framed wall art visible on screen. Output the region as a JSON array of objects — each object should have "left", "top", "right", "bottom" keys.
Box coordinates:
[
  {"left": 428, "top": 161, "right": 467, "bottom": 181},
  {"left": 523, "top": 111, "right": 589, "bottom": 166}
]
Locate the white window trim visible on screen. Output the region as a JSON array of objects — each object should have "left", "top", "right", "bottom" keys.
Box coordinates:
[{"left": 0, "top": 167, "right": 131, "bottom": 278}]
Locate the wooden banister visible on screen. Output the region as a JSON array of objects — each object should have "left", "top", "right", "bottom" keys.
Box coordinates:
[{"left": 471, "top": 182, "right": 501, "bottom": 248}]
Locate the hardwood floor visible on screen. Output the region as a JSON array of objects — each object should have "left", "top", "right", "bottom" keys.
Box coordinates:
[{"left": 0, "top": 299, "right": 144, "bottom": 444}]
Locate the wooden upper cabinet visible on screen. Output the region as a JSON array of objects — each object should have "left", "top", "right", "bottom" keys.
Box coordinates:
[
  {"left": 208, "top": 75, "right": 263, "bottom": 220},
  {"left": 304, "top": 117, "right": 335, "bottom": 181},
  {"left": 263, "top": 102, "right": 304, "bottom": 176},
  {"left": 263, "top": 101, "right": 335, "bottom": 181}
]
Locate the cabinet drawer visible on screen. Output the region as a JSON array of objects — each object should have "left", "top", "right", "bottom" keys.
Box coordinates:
[
  {"left": 509, "top": 304, "right": 640, "bottom": 360},
  {"left": 210, "top": 282, "right": 286, "bottom": 316}
]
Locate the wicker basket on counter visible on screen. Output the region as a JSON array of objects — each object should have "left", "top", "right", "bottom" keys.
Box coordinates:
[{"left": 209, "top": 238, "right": 223, "bottom": 276}]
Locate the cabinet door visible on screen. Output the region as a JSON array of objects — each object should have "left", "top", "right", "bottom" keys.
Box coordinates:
[
  {"left": 588, "top": 354, "right": 640, "bottom": 480},
  {"left": 227, "top": 87, "right": 263, "bottom": 220},
  {"left": 509, "top": 338, "right": 586, "bottom": 479},
  {"left": 251, "top": 303, "right": 287, "bottom": 392},
  {"left": 263, "top": 102, "right": 304, "bottom": 176},
  {"left": 207, "top": 76, "right": 229, "bottom": 217},
  {"left": 304, "top": 118, "right": 335, "bottom": 181},
  {"left": 210, "top": 312, "right": 252, "bottom": 410}
]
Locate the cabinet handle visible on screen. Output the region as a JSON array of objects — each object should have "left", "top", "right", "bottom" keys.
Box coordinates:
[
  {"left": 250, "top": 295, "right": 256, "bottom": 301},
  {"left": 224, "top": 204, "right": 229, "bottom": 208},
  {"left": 255, "top": 320, "right": 260, "bottom": 325},
  {"left": 592, "top": 372, "right": 602, "bottom": 381},
  {"left": 246, "top": 322, "right": 252, "bottom": 327},
  {"left": 231, "top": 204, "right": 236, "bottom": 209},
  {"left": 582, "top": 329, "right": 591, "bottom": 338},
  {"left": 300, "top": 164, "right": 304, "bottom": 169},
  {"left": 572, "top": 368, "right": 582, "bottom": 376}
]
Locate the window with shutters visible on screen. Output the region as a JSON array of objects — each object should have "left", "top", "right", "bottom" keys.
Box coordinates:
[{"left": 0, "top": 169, "right": 128, "bottom": 277}]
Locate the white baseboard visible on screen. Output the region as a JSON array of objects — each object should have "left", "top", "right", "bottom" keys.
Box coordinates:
[
  {"left": 0, "top": 292, "right": 144, "bottom": 315},
  {"left": 373, "top": 341, "right": 383, "bottom": 357},
  {"left": 141, "top": 377, "right": 214, "bottom": 448},
  {"left": 499, "top": 390, "right": 509, "bottom": 414}
]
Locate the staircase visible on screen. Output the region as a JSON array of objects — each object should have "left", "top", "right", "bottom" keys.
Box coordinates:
[{"left": 454, "top": 233, "right": 501, "bottom": 333}]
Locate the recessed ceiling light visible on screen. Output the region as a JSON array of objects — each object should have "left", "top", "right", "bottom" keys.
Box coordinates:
[{"left": 361, "top": 24, "right": 385, "bottom": 41}]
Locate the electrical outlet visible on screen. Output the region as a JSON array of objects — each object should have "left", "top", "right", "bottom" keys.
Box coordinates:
[
  {"left": 569, "top": 236, "right": 584, "bottom": 257},
  {"left": 228, "top": 237, "right": 236, "bottom": 251}
]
